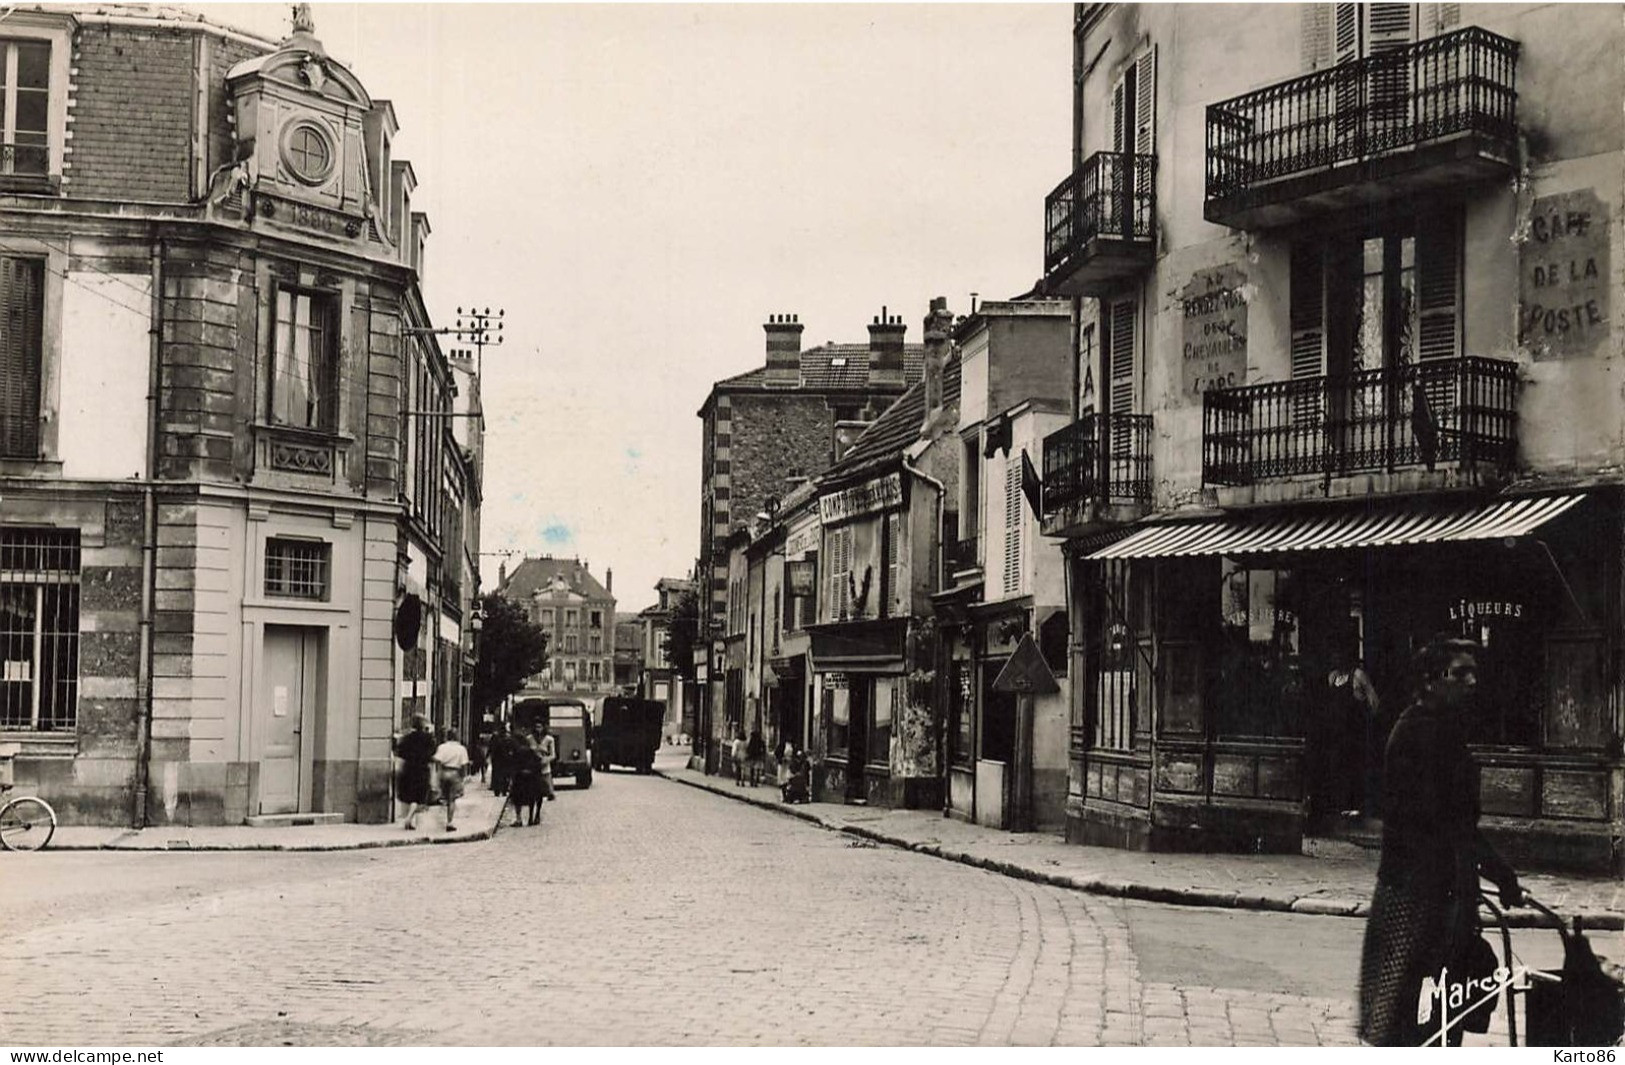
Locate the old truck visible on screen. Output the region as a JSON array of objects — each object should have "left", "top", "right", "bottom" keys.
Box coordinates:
[{"left": 593, "top": 696, "right": 665, "bottom": 774}]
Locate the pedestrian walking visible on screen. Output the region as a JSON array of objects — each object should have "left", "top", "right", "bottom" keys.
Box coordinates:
[
  {"left": 537, "top": 724, "right": 559, "bottom": 802},
  {"left": 508, "top": 727, "right": 544, "bottom": 827},
  {"left": 489, "top": 723, "right": 513, "bottom": 796},
  {"left": 775, "top": 738, "right": 792, "bottom": 790},
  {"left": 782, "top": 746, "right": 811, "bottom": 804},
  {"left": 392, "top": 713, "right": 437, "bottom": 831},
  {"left": 433, "top": 733, "right": 470, "bottom": 832},
  {"left": 470, "top": 732, "right": 489, "bottom": 784},
  {"left": 731, "top": 732, "right": 747, "bottom": 786},
  {"left": 746, "top": 729, "right": 766, "bottom": 787},
  {"left": 1357, "top": 636, "right": 1523, "bottom": 1046}
]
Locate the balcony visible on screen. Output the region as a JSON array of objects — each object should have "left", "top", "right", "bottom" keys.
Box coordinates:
[
  {"left": 1042, "top": 151, "right": 1156, "bottom": 296},
  {"left": 1205, "top": 28, "right": 1519, "bottom": 229},
  {"left": 1202, "top": 356, "right": 1519, "bottom": 488},
  {"left": 1040, "top": 413, "right": 1153, "bottom": 538}
]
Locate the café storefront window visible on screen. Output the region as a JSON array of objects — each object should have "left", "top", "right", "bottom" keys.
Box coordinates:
[
  {"left": 1215, "top": 561, "right": 1305, "bottom": 739},
  {"left": 825, "top": 678, "right": 850, "bottom": 759}
]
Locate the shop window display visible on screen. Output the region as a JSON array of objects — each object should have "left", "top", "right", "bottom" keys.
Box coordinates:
[{"left": 1215, "top": 561, "right": 1306, "bottom": 739}]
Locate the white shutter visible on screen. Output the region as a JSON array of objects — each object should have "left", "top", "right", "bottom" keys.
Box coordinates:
[
  {"left": 1111, "top": 81, "right": 1126, "bottom": 154},
  {"left": 1333, "top": 3, "right": 1361, "bottom": 63},
  {"left": 885, "top": 512, "right": 902, "bottom": 616},
  {"left": 1133, "top": 48, "right": 1156, "bottom": 156},
  {"left": 1003, "top": 457, "right": 1023, "bottom": 597}
]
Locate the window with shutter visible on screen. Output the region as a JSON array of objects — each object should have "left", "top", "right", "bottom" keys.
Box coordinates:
[
  {"left": 0, "top": 255, "right": 43, "bottom": 458},
  {"left": 1003, "top": 457, "right": 1023, "bottom": 597},
  {"left": 1415, "top": 211, "right": 1460, "bottom": 363},
  {"left": 1133, "top": 49, "right": 1156, "bottom": 156},
  {"left": 1105, "top": 297, "right": 1137, "bottom": 455},
  {"left": 1290, "top": 244, "right": 1327, "bottom": 429},
  {"left": 884, "top": 511, "right": 901, "bottom": 617}
]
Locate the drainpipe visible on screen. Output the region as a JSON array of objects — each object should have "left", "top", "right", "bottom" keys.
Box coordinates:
[
  {"left": 902, "top": 452, "right": 945, "bottom": 813},
  {"left": 132, "top": 235, "right": 163, "bottom": 828}
]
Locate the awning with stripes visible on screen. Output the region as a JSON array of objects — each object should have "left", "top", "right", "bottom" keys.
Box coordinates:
[{"left": 1085, "top": 494, "right": 1587, "bottom": 561}]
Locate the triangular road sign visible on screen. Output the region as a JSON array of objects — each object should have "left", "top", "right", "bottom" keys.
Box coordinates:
[{"left": 992, "top": 633, "right": 1060, "bottom": 695}]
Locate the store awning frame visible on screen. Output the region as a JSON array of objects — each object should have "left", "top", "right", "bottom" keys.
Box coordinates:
[{"left": 1085, "top": 494, "right": 1588, "bottom": 561}]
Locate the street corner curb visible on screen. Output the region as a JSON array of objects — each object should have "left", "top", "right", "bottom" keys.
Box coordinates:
[
  {"left": 1288, "top": 896, "right": 1365, "bottom": 917},
  {"left": 1232, "top": 891, "right": 1299, "bottom": 913}
]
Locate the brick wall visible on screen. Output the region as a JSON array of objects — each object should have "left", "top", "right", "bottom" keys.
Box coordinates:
[
  {"left": 728, "top": 392, "right": 835, "bottom": 526},
  {"left": 68, "top": 25, "right": 196, "bottom": 202}
]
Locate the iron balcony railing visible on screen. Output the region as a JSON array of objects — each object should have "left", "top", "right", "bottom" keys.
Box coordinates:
[
  {"left": 1205, "top": 27, "right": 1519, "bottom": 205},
  {"left": 1202, "top": 356, "right": 1519, "bottom": 487},
  {"left": 1042, "top": 413, "right": 1154, "bottom": 513},
  {"left": 1044, "top": 151, "right": 1157, "bottom": 276}
]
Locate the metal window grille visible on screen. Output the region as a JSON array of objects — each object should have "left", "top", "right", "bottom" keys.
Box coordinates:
[
  {"left": 264, "top": 537, "right": 330, "bottom": 600},
  {"left": 0, "top": 528, "right": 79, "bottom": 731}
]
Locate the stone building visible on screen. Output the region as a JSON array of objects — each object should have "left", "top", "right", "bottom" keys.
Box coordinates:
[
  {"left": 1038, "top": 3, "right": 1623, "bottom": 870},
  {"left": 613, "top": 611, "right": 643, "bottom": 693},
  {"left": 0, "top": 7, "right": 478, "bottom": 826},
  {"left": 799, "top": 298, "right": 962, "bottom": 808},
  {"left": 934, "top": 298, "right": 1073, "bottom": 831},
  {"left": 636, "top": 575, "right": 695, "bottom": 737},
  {"left": 694, "top": 311, "right": 927, "bottom": 765},
  {"left": 497, "top": 556, "right": 616, "bottom": 699}
]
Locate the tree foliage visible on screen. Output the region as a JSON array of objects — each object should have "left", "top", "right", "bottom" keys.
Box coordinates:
[
  {"left": 662, "top": 587, "right": 701, "bottom": 680},
  {"left": 471, "top": 592, "right": 549, "bottom": 716}
]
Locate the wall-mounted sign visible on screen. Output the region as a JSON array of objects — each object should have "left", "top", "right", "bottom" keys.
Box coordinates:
[
  {"left": 785, "top": 524, "right": 820, "bottom": 559},
  {"left": 1180, "top": 264, "right": 1248, "bottom": 398},
  {"left": 819, "top": 471, "right": 902, "bottom": 524},
  {"left": 786, "top": 559, "right": 817, "bottom": 598},
  {"left": 1448, "top": 599, "right": 1525, "bottom": 621},
  {"left": 1520, "top": 189, "right": 1610, "bottom": 360}
]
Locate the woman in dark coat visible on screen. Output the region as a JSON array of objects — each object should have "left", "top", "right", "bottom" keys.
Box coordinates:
[
  {"left": 393, "top": 713, "right": 437, "bottom": 830},
  {"left": 1357, "top": 637, "right": 1522, "bottom": 1046},
  {"left": 506, "top": 728, "right": 544, "bottom": 827},
  {"left": 488, "top": 724, "right": 514, "bottom": 796}
]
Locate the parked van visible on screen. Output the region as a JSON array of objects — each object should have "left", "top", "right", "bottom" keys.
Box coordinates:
[{"left": 513, "top": 697, "right": 593, "bottom": 790}]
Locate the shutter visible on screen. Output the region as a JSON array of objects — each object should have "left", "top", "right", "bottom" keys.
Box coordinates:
[
  {"left": 1416, "top": 210, "right": 1460, "bottom": 362},
  {"left": 1107, "top": 298, "right": 1136, "bottom": 416},
  {"left": 1302, "top": 3, "right": 1332, "bottom": 70},
  {"left": 1133, "top": 48, "right": 1156, "bottom": 156},
  {"left": 1367, "top": 3, "right": 1416, "bottom": 53},
  {"left": 1290, "top": 244, "right": 1327, "bottom": 426},
  {"left": 1003, "top": 457, "right": 1023, "bottom": 597},
  {"left": 885, "top": 512, "right": 901, "bottom": 616},
  {"left": 1366, "top": 4, "right": 1415, "bottom": 124},
  {"left": 1290, "top": 245, "right": 1326, "bottom": 378},
  {"left": 1333, "top": 3, "right": 1361, "bottom": 63},
  {"left": 1111, "top": 80, "right": 1126, "bottom": 155},
  {"left": 0, "top": 256, "right": 43, "bottom": 458}
]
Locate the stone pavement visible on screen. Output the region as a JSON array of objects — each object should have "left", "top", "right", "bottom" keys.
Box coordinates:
[
  {"left": 44, "top": 782, "right": 509, "bottom": 851},
  {"left": 662, "top": 766, "right": 1625, "bottom": 930}
]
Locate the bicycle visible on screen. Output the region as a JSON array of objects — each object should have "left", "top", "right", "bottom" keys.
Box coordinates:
[{"left": 0, "top": 781, "right": 56, "bottom": 852}]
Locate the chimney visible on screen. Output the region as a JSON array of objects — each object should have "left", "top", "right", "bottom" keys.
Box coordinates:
[
  {"left": 606, "top": 567, "right": 613, "bottom": 594},
  {"left": 763, "top": 313, "right": 804, "bottom": 387},
  {"left": 498, "top": 560, "right": 507, "bottom": 586},
  {"left": 922, "top": 297, "right": 953, "bottom": 430},
  {"left": 867, "top": 307, "right": 906, "bottom": 387}
]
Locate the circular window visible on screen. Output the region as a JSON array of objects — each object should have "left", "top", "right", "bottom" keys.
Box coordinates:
[{"left": 281, "top": 121, "right": 334, "bottom": 186}]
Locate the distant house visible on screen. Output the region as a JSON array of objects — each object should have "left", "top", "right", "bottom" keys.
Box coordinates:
[
  {"left": 613, "top": 612, "right": 644, "bottom": 693},
  {"left": 496, "top": 558, "right": 616, "bottom": 699},
  {"left": 637, "top": 577, "right": 697, "bottom": 737}
]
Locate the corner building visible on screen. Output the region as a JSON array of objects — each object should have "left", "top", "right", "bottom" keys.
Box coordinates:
[
  {"left": 1038, "top": 3, "right": 1624, "bottom": 871},
  {"left": 0, "top": 9, "right": 473, "bottom": 825}
]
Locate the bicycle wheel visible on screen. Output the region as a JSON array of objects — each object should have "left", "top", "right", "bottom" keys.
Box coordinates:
[{"left": 0, "top": 795, "right": 56, "bottom": 852}]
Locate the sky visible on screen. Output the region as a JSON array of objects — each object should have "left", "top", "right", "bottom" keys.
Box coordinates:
[{"left": 191, "top": 2, "right": 1072, "bottom": 612}]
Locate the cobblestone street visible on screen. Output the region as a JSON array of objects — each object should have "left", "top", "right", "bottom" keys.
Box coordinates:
[{"left": 6, "top": 763, "right": 1366, "bottom": 1046}]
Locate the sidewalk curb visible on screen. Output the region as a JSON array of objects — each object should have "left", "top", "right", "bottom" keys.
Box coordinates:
[
  {"left": 45, "top": 825, "right": 498, "bottom": 852},
  {"left": 658, "top": 769, "right": 1624, "bottom": 930}
]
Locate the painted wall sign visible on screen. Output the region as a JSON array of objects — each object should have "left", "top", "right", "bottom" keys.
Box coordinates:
[
  {"left": 1520, "top": 189, "right": 1610, "bottom": 360},
  {"left": 819, "top": 471, "right": 902, "bottom": 524},
  {"left": 1180, "top": 264, "right": 1249, "bottom": 397},
  {"left": 785, "top": 522, "right": 820, "bottom": 559}
]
